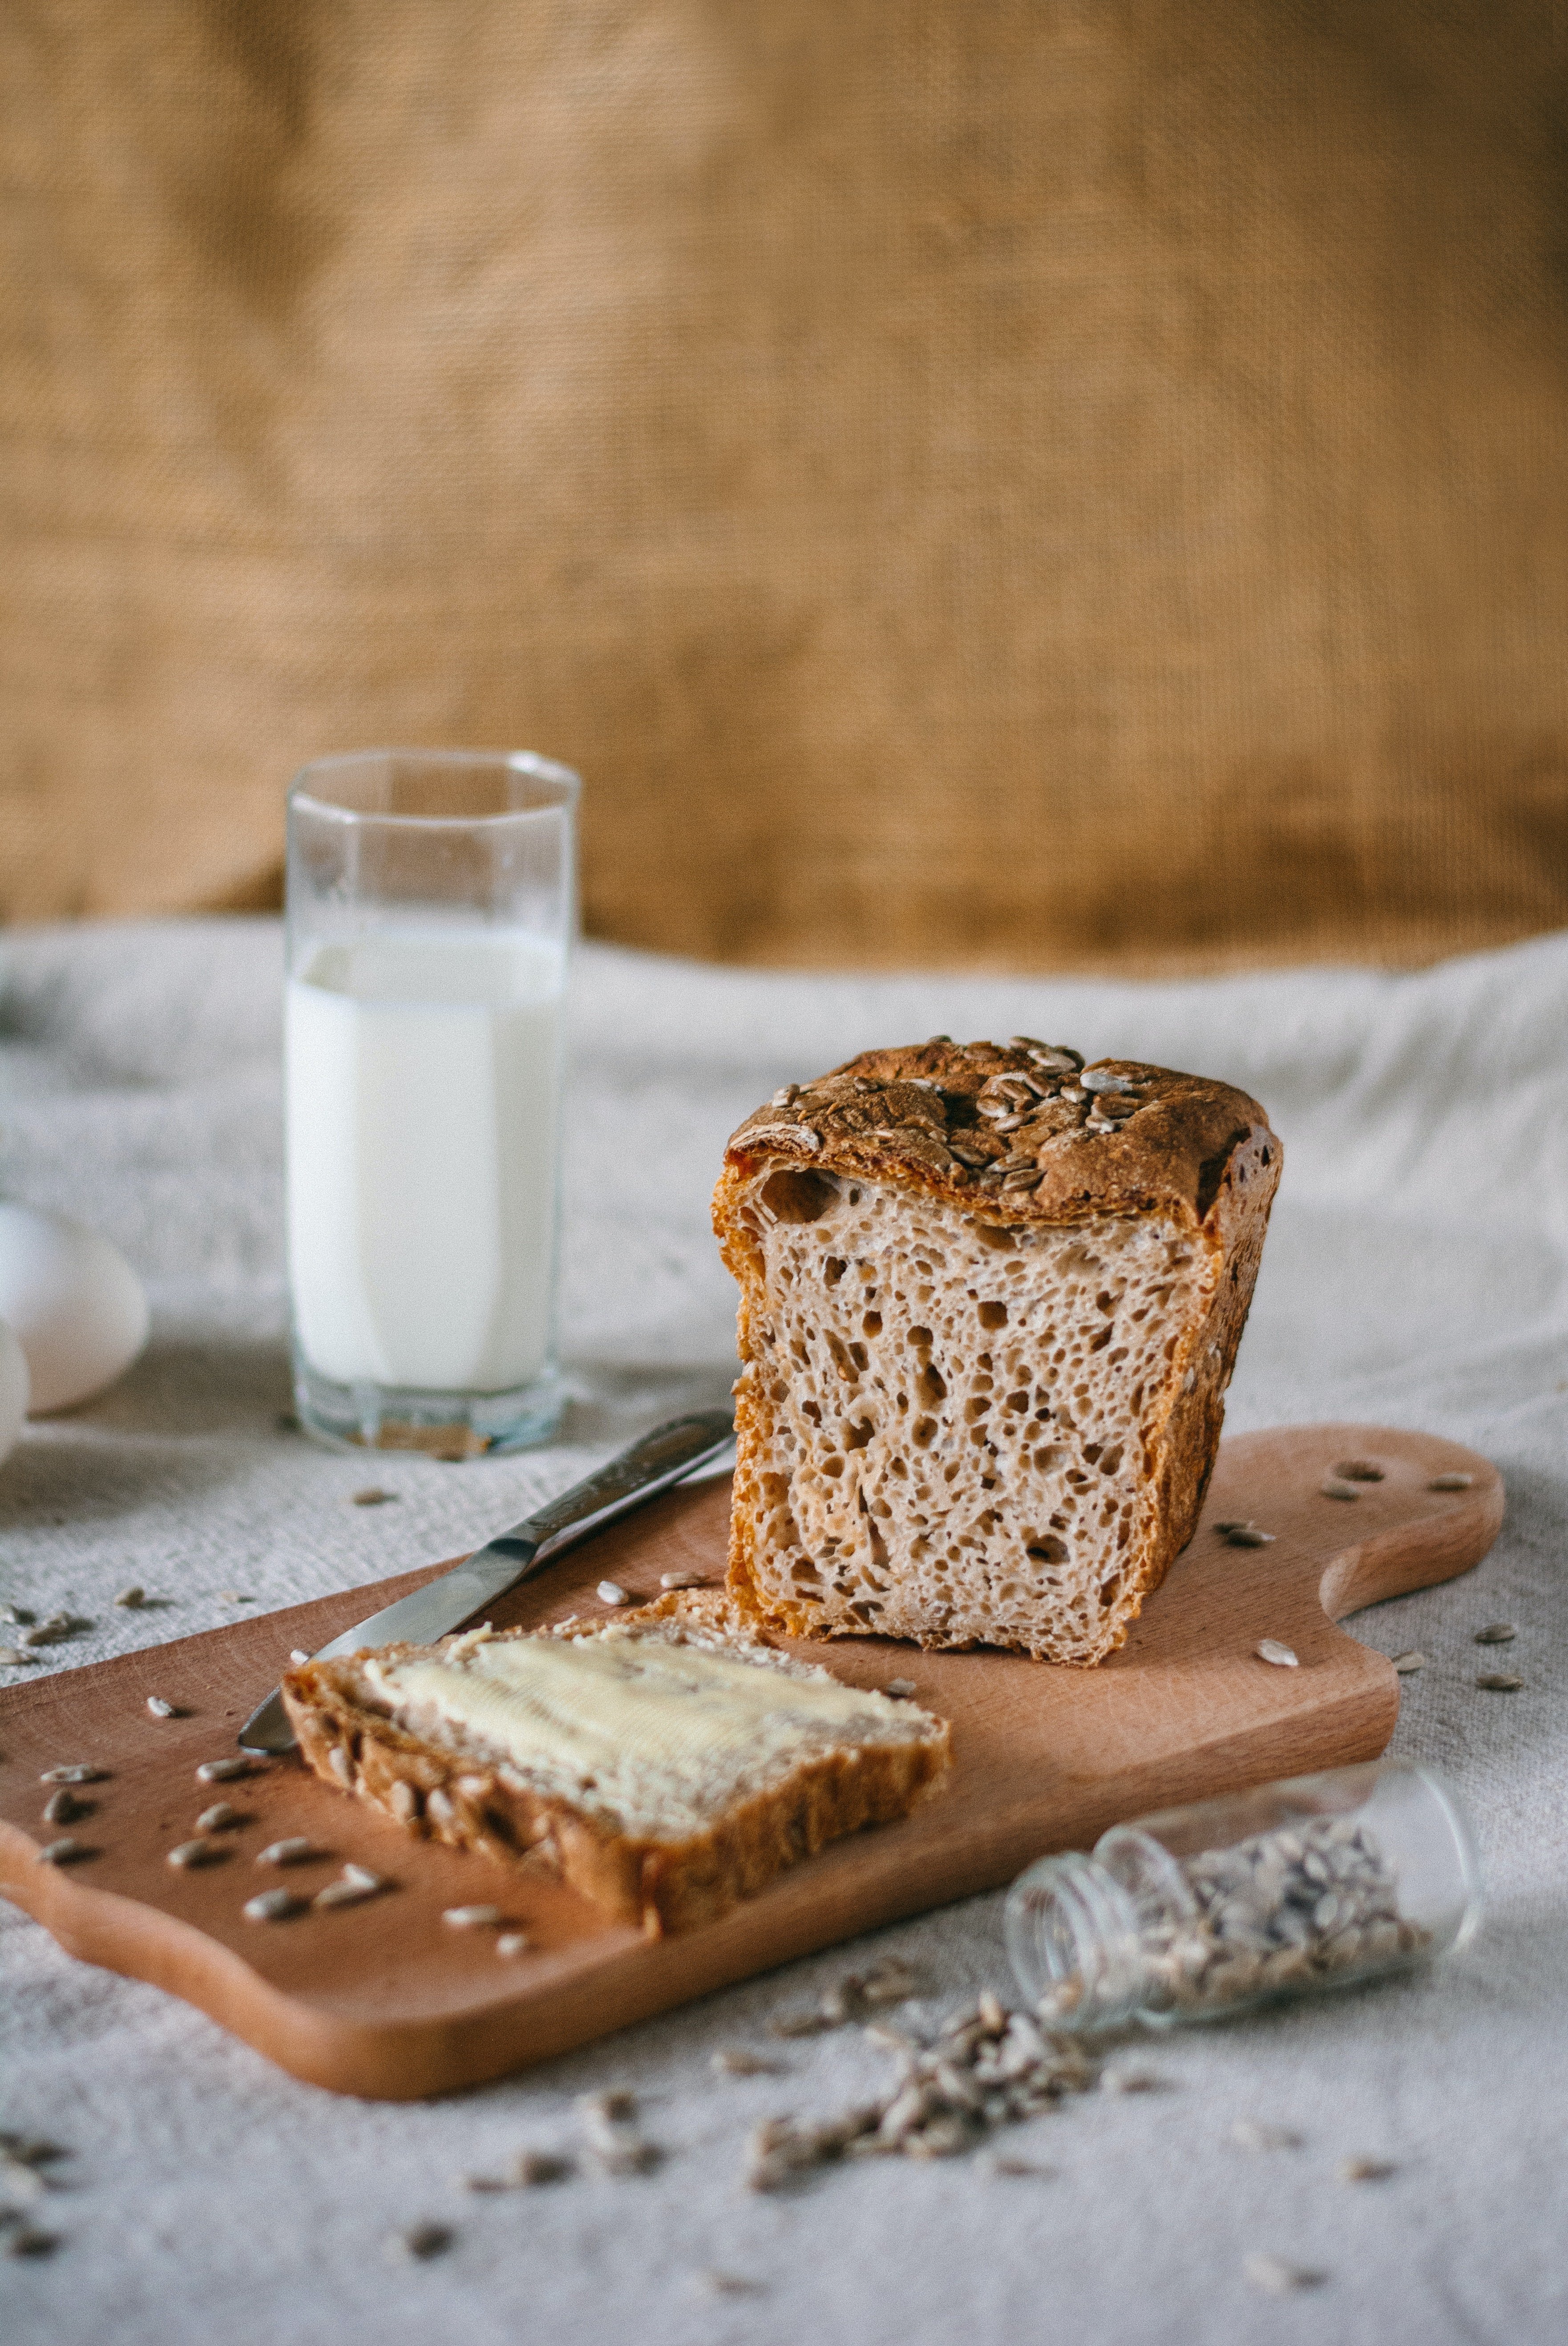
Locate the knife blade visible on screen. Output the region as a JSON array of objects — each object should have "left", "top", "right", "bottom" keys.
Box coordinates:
[{"left": 237, "top": 1407, "right": 735, "bottom": 1754}]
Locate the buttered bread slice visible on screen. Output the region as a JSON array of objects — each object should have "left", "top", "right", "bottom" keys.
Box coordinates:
[{"left": 282, "top": 1596, "right": 950, "bottom": 1935}]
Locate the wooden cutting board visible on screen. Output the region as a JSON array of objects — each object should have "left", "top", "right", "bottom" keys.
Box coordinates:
[{"left": 0, "top": 1422, "right": 1500, "bottom": 2100}]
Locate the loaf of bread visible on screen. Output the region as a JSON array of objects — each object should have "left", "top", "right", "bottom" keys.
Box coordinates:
[
  {"left": 281, "top": 1594, "right": 950, "bottom": 1936},
  {"left": 713, "top": 1037, "right": 1280, "bottom": 1666}
]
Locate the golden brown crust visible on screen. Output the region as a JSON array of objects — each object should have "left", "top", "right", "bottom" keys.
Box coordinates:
[
  {"left": 280, "top": 1608, "right": 951, "bottom": 1937},
  {"left": 714, "top": 1038, "right": 1281, "bottom": 1664}
]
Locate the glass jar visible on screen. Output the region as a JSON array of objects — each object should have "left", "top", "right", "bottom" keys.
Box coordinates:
[{"left": 1004, "top": 1761, "right": 1482, "bottom": 2031}]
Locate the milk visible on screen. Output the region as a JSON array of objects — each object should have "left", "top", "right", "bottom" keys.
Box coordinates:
[{"left": 286, "top": 931, "right": 565, "bottom": 1393}]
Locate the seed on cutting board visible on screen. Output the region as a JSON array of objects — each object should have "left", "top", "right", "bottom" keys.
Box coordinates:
[
  {"left": 1392, "top": 1651, "right": 1425, "bottom": 1673},
  {"left": 1334, "top": 1459, "right": 1385, "bottom": 1482},
  {"left": 1255, "top": 1639, "right": 1298, "bottom": 1668},
  {"left": 1428, "top": 1472, "right": 1473, "bottom": 1491},
  {"left": 596, "top": 1580, "right": 630, "bottom": 1606},
  {"left": 1476, "top": 1672, "right": 1523, "bottom": 1692},
  {"left": 658, "top": 1571, "right": 706, "bottom": 1589},
  {"left": 167, "top": 1838, "right": 226, "bottom": 1870},
  {"left": 1338, "top": 2155, "right": 1396, "bottom": 2182},
  {"left": 885, "top": 1678, "right": 917, "bottom": 1698},
  {"left": 196, "top": 1803, "right": 243, "bottom": 1832},
  {"left": 495, "top": 1930, "right": 529, "bottom": 1957},
  {"left": 1319, "top": 1479, "right": 1361, "bottom": 1501},
  {"left": 313, "top": 1874, "right": 384, "bottom": 1910},
  {"left": 243, "top": 1888, "right": 306, "bottom": 1922},
  {"left": 256, "top": 1837, "right": 323, "bottom": 1867},
  {"left": 39, "top": 1764, "right": 105, "bottom": 1785},
  {"left": 196, "top": 1755, "right": 258, "bottom": 1783},
  {"left": 289, "top": 1650, "right": 310, "bottom": 1666},
  {"left": 113, "top": 1586, "right": 146, "bottom": 1608},
  {"left": 1474, "top": 1623, "right": 1516, "bottom": 1644},
  {"left": 443, "top": 1904, "right": 504, "bottom": 1929},
  {"left": 40, "top": 1789, "right": 88, "bottom": 1826},
  {"left": 36, "top": 1838, "right": 93, "bottom": 1865},
  {"left": 145, "top": 1696, "right": 181, "bottom": 1719},
  {"left": 1245, "top": 2253, "right": 1325, "bottom": 2294},
  {"left": 1226, "top": 1527, "right": 1276, "bottom": 1548}
]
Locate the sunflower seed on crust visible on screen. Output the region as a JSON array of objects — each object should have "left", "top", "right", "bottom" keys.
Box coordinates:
[{"left": 1255, "top": 1639, "right": 1298, "bottom": 1668}]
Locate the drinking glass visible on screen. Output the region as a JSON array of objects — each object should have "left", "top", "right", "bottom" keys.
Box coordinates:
[{"left": 284, "top": 750, "right": 578, "bottom": 1456}]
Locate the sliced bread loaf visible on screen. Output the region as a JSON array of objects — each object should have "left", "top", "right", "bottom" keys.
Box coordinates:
[
  {"left": 281, "top": 1594, "right": 950, "bottom": 1935},
  {"left": 713, "top": 1037, "right": 1280, "bottom": 1665}
]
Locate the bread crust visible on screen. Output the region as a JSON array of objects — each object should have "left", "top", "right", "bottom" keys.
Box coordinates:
[
  {"left": 280, "top": 1597, "right": 951, "bottom": 1937},
  {"left": 714, "top": 1038, "right": 1281, "bottom": 1664}
]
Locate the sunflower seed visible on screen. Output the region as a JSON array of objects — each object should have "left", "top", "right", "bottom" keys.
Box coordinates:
[
  {"left": 196, "top": 1756, "right": 257, "bottom": 1784},
  {"left": 256, "top": 1837, "right": 322, "bottom": 1866},
  {"left": 195, "top": 1803, "right": 244, "bottom": 1832},
  {"left": 1101, "top": 2066, "right": 1168, "bottom": 2094},
  {"left": 1476, "top": 1672, "right": 1523, "bottom": 1691},
  {"left": 289, "top": 1650, "right": 310, "bottom": 1666},
  {"left": 771, "top": 1085, "right": 800, "bottom": 1107},
  {"left": 597, "top": 1580, "right": 630, "bottom": 1606},
  {"left": 145, "top": 1696, "right": 181, "bottom": 1719},
  {"left": 1338, "top": 2155, "right": 1396, "bottom": 2182},
  {"left": 1474, "top": 1622, "right": 1516, "bottom": 1644},
  {"left": 0, "top": 2135, "right": 68, "bottom": 2167},
  {"left": 243, "top": 1888, "right": 305, "bottom": 1922},
  {"left": 1245, "top": 2253, "right": 1325, "bottom": 2294},
  {"left": 700, "top": 2269, "right": 762, "bottom": 2296},
  {"left": 1320, "top": 1480, "right": 1361, "bottom": 1502},
  {"left": 216, "top": 1591, "right": 252, "bottom": 1603},
  {"left": 1335, "top": 1459, "right": 1385, "bottom": 1482},
  {"left": 1255, "top": 1639, "right": 1298, "bottom": 1668},
  {"left": 167, "top": 1838, "right": 226, "bottom": 1870},
  {"left": 1392, "top": 1651, "right": 1425, "bottom": 1674},
  {"left": 0, "top": 1648, "right": 37, "bottom": 1666},
  {"left": 768, "top": 2007, "right": 833, "bottom": 2038},
  {"left": 39, "top": 1765, "right": 105, "bottom": 1785},
  {"left": 494, "top": 1930, "right": 529, "bottom": 1957},
  {"left": 1428, "top": 1472, "right": 1473, "bottom": 1491},
  {"left": 40, "top": 1789, "right": 87, "bottom": 1826},
  {"left": 0, "top": 2158, "right": 47, "bottom": 2203},
  {"left": 313, "top": 1875, "right": 383, "bottom": 1910},
  {"left": 712, "top": 2047, "right": 787, "bottom": 2076},
  {"left": 36, "top": 1838, "right": 93, "bottom": 1865},
  {"left": 885, "top": 1677, "right": 917, "bottom": 1698},
  {"left": 1231, "top": 2119, "right": 1302, "bottom": 2151},
  {"left": 989, "top": 2154, "right": 1052, "bottom": 2177},
  {"left": 659, "top": 1570, "right": 707, "bottom": 1589},
  {"left": 443, "top": 1904, "right": 504, "bottom": 1929},
  {"left": 4, "top": 2225, "right": 60, "bottom": 2258},
  {"left": 390, "top": 2221, "right": 453, "bottom": 2261},
  {"left": 1226, "top": 1526, "right": 1276, "bottom": 1548},
  {"left": 114, "top": 1585, "right": 146, "bottom": 1608}
]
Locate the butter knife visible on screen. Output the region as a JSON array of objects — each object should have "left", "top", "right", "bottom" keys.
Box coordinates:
[{"left": 238, "top": 1408, "right": 735, "bottom": 1754}]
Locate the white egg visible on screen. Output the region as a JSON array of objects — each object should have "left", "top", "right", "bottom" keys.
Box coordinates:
[
  {"left": 0, "top": 1317, "right": 28, "bottom": 1464},
  {"left": 0, "top": 1203, "right": 150, "bottom": 1414}
]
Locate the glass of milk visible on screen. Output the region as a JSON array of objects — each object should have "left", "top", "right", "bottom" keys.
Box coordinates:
[{"left": 284, "top": 750, "right": 578, "bottom": 1455}]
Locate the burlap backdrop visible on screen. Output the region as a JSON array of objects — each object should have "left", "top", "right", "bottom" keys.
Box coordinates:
[{"left": 4, "top": 1, "right": 1567, "bottom": 969}]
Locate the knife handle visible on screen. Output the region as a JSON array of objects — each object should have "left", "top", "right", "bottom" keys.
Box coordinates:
[{"left": 499, "top": 1408, "right": 738, "bottom": 1561}]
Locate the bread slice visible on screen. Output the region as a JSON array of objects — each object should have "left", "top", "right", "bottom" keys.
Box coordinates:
[
  {"left": 713, "top": 1036, "right": 1280, "bottom": 1666},
  {"left": 281, "top": 1593, "right": 950, "bottom": 1936}
]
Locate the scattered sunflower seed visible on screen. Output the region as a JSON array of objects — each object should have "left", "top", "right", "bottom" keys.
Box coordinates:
[
  {"left": 0, "top": 1648, "right": 38, "bottom": 1666},
  {"left": 313, "top": 1873, "right": 385, "bottom": 1910},
  {"left": 495, "top": 1931, "right": 530, "bottom": 1958},
  {"left": 352, "top": 1487, "right": 396, "bottom": 1506},
  {"left": 0, "top": 1603, "right": 31, "bottom": 1625},
  {"left": 256, "top": 1837, "right": 323, "bottom": 1867},
  {"left": 579, "top": 2091, "right": 661, "bottom": 2175},
  {"left": 390, "top": 2221, "right": 453, "bottom": 2261},
  {"left": 196, "top": 1803, "right": 243, "bottom": 1832},
  {"left": 1392, "top": 1651, "right": 1425, "bottom": 1674},
  {"left": 596, "top": 1581, "right": 630, "bottom": 1607},
  {"left": 1335, "top": 1459, "right": 1385, "bottom": 1481},
  {"left": 145, "top": 1696, "right": 181, "bottom": 1719},
  {"left": 39, "top": 1765, "right": 105, "bottom": 1785},
  {"left": 167, "top": 1838, "right": 226, "bottom": 1870},
  {"left": 1244, "top": 2253, "right": 1325, "bottom": 2294},
  {"left": 1231, "top": 2119, "right": 1302, "bottom": 2152},
  {"left": 1338, "top": 2155, "right": 1396, "bottom": 2182},
  {"left": 659, "top": 1570, "right": 707, "bottom": 1589},
  {"left": 885, "top": 1678, "right": 917, "bottom": 1699},
  {"left": 215, "top": 1591, "right": 253, "bottom": 1603},
  {"left": 0, "top": 2158, "right": 47, "bottom": 2204},
  {"left": 1476, "top": 1672, "right": 1523, "bottom": 1692},
  {"left": 712, "top": 2047, "right": 788, "bottom": 2077},
  {"left": 243, "top": 1888, "right": 306, "bottom": 1922},
  {"left": 989, "top": 2154, "right": 1053, "bottom": 2177},
  {"left": 1428, "top": 1473, "right": 1473, "bottom": 1492},
  {"left": 443, "top": 1904, "right": 504, "bottom": 1929},
  {"left": 196, "top": 1756, "right": 258, "bottom": 1783},
  {"left": 4, "top": 2225, "right": 60, "bottom": 2258},
  {"left": 1474, "top": 1623, "right": 1516, "bottom": 1645},
  {"left": 114, "top": 1586, "right": 146, "bottom": 1608},
  {"left": 1101, "top": 2067, "right": 1168, "bottom": 2095},
  {"left": 768, "top": 2007, "right": 834, "bottom": 2039},
  {"left": 40, "top": 1789, "right": 87, "bottom": 1827},
  {"left": 0, "top": 2135, "right": 68, "bottom": 2167},
  {"left": 1226, "top": 1527, "right": 1276, "bottom": 1549},
  {"left": 36, "top": 1838, "right": 93, "bottom": 1865},
  {"left": 289, "top": 1649, "right": 310, "bottom": 1666},
  {"left": 1255, "top": 1639, "right": 1298, "bottom": 1668},
  {"left": 699, "top": 2270, "right": 762, "bottom": 2296},
  {"left": 1320, "top": 1480, "right": 1362, "bottom": 1502}
]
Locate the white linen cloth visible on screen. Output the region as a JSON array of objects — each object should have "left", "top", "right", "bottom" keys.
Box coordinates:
[{"left": 1, "top": 917, "right": 1565, "bottom": 2346}]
